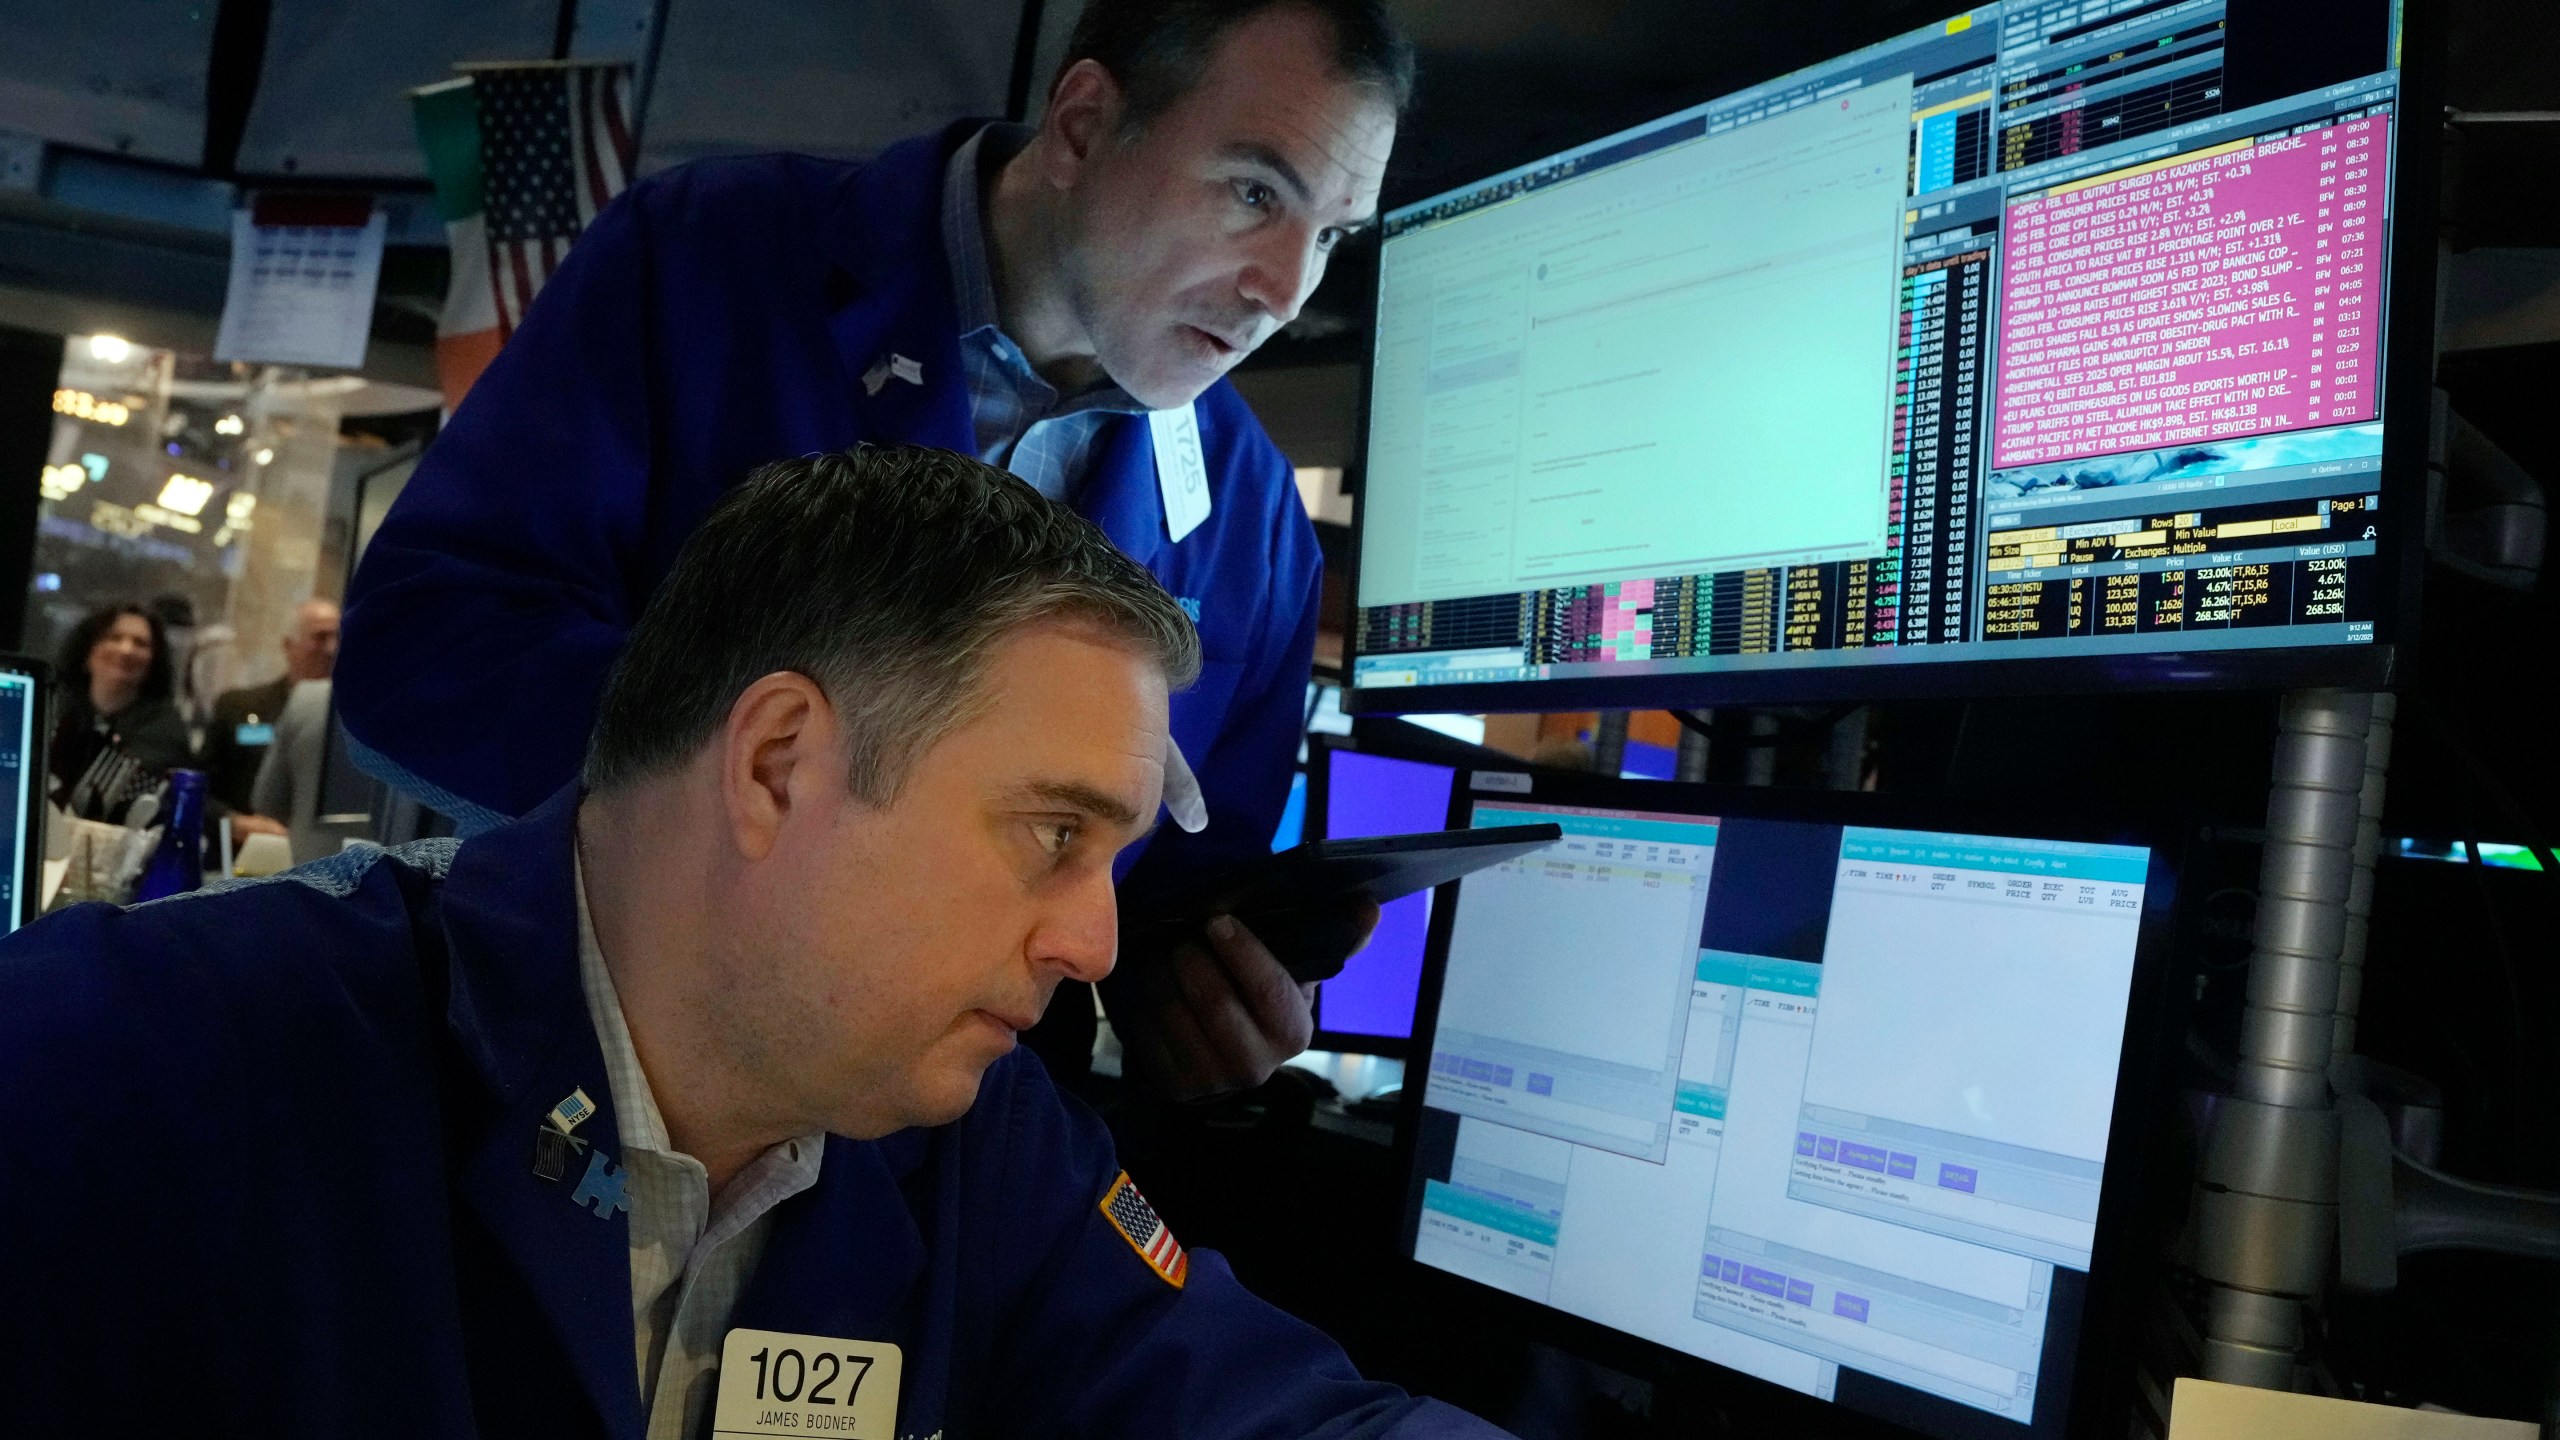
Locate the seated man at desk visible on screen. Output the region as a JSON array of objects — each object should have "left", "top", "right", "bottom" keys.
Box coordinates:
[{"left": 0, "top": 446, "right": 1501, "bottom": 1440}]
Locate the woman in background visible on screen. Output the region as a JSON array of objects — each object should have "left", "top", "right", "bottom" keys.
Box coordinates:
[{"left": 50, "top": 602, "right": 192, "bottom": 821}]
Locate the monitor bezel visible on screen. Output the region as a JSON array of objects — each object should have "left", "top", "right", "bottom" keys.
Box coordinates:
[
  {"left": 1391, "top": 767, "right": 2192, "bottom": 1440},
  {"left": 1342, "top": 0, "right": 2440, "bottom": 719},
  {"left": 1, "top": 653, "right": 57, "bottom": 933}
]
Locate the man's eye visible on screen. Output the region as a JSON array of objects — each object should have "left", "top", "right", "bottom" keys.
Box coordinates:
[
  {"left": 1233, "top": 180, "right": 1274, "bottom": 211},
  {"left": 1034, "top": 821, "right": 1079, "bottom": 857},
  {"left": 1316, "top": 226, "right": 1345, "bottom": 252}
]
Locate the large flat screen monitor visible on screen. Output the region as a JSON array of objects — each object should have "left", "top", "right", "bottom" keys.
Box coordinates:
[
  {"left": 1308, "top": 737, "right": 1460, "bottom": 1053},
  {"left": 1, "top": 657, "right": 52, "bottom": 931},
  {"left": 1397, "top": 770, "right": 2177, "bottom": 1437},
  {"left": 1349, "top": 0, "right": 2432, "bottom": 714}
]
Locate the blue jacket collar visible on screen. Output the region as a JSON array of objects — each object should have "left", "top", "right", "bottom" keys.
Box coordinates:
[
  {"left": 814, "top": 122, "right": 1223, "bottom": 569},
  {"left": 820, "top": 125, "right": 981, "bottom": 457},
  {"left": 436, "top": 785, "right": 645, "bottom": 1439}
]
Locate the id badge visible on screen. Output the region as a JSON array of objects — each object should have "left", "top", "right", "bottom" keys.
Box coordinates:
[
  {"left": 711, "top": 1328, "right": 902, "bottom": 1439},
  {"left": 1149, "top": 403, "right": 1212, "bottom": 544}
]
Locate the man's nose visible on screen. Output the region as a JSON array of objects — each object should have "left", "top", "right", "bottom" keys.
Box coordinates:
[
  {"left": 1032, "top": 871, "right": 1119, "bottom": 986},
  {"left": 1239, "top": 225, "right": 1323, "bottom": 328}
]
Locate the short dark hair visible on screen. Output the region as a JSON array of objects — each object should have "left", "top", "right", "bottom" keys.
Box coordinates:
[
  {"left": 58, "top": 603, "right": 174, "bottom": 709},
  {"left": 1061, "top": 0, "right": 1416, "bottom": 132},
  {"left": 583, "top": 447, "right": 1202, "bottom": 800}
]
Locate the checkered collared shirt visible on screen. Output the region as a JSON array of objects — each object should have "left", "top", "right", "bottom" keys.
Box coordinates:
[
  {"left": 941, "top": 123, "right": 1148, "bottom": 501},
  {"left": 574, "top": 859, "right": 826, "bottom": 1440}
]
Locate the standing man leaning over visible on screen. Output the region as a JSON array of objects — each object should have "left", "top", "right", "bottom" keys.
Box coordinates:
[
  {"left": 0, "top": 448, "right": 1505, "bottom": 1440},
  {"left": 339, "top": 0, "right": 1410, "bottom": 1099}
]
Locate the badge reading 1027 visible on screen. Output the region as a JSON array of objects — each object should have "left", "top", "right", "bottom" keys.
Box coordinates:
[{"left": 710, "top": 1328, "right": 902, "bottom": 1439}]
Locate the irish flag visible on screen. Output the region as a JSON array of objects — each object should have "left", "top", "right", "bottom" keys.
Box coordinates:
[{"left": 410, "top": 77, "right": 502, "bottom": 413}]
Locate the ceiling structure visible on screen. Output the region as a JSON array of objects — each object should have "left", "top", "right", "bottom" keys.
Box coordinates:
[{"left": 0, "top": 0, "right": 2553, "bottom": 386}]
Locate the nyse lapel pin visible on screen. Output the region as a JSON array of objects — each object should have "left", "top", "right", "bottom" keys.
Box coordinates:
[
  {"left": 535, "top": 1087, "right": 599, "bottom": 1183},
  {"left": 862, "top": 357, "right": 892, "bottom": 396},
  {"left": 547, "top": 1087, "right": 596, "bottom": 1135}
]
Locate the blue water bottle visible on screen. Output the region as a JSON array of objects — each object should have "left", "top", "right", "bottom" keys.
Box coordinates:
[{"left": 133, "top": 768, "right": 208, "bottom": 902}]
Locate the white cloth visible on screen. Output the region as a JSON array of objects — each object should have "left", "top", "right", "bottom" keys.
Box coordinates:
[{"left": 574, "top": 860, "right": 825, "bottom": 1440}]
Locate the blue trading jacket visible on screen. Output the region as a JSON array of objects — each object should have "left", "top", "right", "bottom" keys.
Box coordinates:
[
  {"left": 0, "top": 789, "right": 1503, "bottom": 1440},
  {"left": 339, "top": 125, "right": 1319, "bottom": 879}
]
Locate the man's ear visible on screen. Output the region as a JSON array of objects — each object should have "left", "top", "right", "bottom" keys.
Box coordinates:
[
  {"left": 718, "top": 672, "right": 839, "bottom": 863},
  {"left": 1039, "top": 58, "right": 1127, "bottom": 184}
]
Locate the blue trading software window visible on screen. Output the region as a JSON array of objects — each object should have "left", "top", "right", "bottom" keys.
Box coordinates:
[
  {"left": 0, "top": 669, "right": 35, "bottom": 931},
  {"left": 1408, "top": 802, "right": 2151, "bottom": 1431}
]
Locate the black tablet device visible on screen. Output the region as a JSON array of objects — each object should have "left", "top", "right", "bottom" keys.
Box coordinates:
[{"left": 1139, "top": 824, "right": 1563, "bottom": 982}]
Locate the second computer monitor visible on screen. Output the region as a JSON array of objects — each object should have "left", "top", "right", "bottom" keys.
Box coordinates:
[{"left": 1398, "top": 771, "right": 2177, "bottom": 1438}]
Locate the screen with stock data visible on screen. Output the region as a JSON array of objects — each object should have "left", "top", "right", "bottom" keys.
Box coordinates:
[
  {"left": 1401, "top": 793, "right": 2158, "bottom": 1435},
  {"left": 1352, "top": 0, "right": 2408, "bottom": 708},
  {"left": 1, "top": 666, "right": 38, "bottom": 931}
]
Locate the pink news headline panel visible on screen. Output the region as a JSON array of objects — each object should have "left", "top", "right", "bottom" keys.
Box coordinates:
[{"left": 1990, "top": 113, "right": 2389, "bottom": 471}]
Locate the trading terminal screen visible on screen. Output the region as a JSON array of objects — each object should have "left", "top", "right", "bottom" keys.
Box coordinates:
[
  {"left": 1352, "top": 0, "right": 2408, "bottom": 706},
  {"left": 1, "top": 667, "right": 38, "bottom": 931},
  {"left": 1401, "top": 794, "right": 2157, "bottom": 1436}
]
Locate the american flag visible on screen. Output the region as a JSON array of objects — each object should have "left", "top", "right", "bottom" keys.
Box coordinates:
[
  {"left": 471, "top": 62, "right": 634, "bottom": 337},
  {"left": 1100, "top": 1172, "right": 1188, "bottom": 1289}
]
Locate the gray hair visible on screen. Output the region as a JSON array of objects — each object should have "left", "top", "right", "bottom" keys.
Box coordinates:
[{"left": 582, "top": 446, "right": 1201, "bottom": 801}]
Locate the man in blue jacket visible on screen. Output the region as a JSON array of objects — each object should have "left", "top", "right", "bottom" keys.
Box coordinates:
[
  {"left": 338, "top": 0, "right": 1409, "bottom": 1098},
  {"left": 0, "top": 448, "right": 1502, "bottom": 1440}
]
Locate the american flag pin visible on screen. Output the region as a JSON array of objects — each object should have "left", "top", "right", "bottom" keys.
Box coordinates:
[
  {"left": 1100, "top": 1172, "right": 1187, "bottom": 1288},
  {"left": 532, "top": 1125, "right": 587, "bottom": 1182},
  {"left": 889, "top": 353, "right": 924, "bottom": 386}
]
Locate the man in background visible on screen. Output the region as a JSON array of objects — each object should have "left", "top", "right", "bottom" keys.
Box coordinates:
[{"left": 202, "top": 597, "right": 339, "bottom": 818}]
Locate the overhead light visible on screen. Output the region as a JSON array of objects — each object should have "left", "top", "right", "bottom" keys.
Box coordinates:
[
  {"left": 156, "top": 473, "right": 216, "bottom": 517},
  {"left": 39, "top": 464, "right": 84, "bottom": 501},
  {"left": 87, "top": 334, "right": 132, "bottom": 363},
  {"left": 214, "top": 414, "right": 245, "bottom": 436},
  {"left": 53, "top": 388, "right": 131, "bottom": 426},
  {"left": 225, "top": 492, "right": 257, "bottom": 524},
  {"left": 134, "top": 503, "right": 203, "bottom": 534},
  {"left": 252, "top": 447, "right": 275, "bottom": 466}
]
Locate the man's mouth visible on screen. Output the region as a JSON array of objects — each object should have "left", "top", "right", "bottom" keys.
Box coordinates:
[
  {"left": 976, "top": 1006, "right": 1043, "bottom": 1036},
  {"left": 1187, "top": 325, "right": 1246, "bottom": 358}
]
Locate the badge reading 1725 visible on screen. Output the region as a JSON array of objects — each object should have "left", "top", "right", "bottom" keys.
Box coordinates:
[{"left": 711, "top": 1328, "right": 903, "bottom": 1439}]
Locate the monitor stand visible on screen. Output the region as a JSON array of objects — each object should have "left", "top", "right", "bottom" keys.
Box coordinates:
[{"left": 2190, "top": 690, "right": 2394, "bottom": 1388}]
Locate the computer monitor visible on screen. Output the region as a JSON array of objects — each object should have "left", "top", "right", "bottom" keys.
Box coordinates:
[
  {"left": 1397, "top": 770, "right": 2177, "bottom": 1438},
  {"left": 1349, "top": 0, "right": 2433, "bottom": 715},
  {"left": 1, "top": 656, "right": 53, "bottom": 932},
  {"left": 1308, "top": 736, "right": 1460, "bottom": 1055}
]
